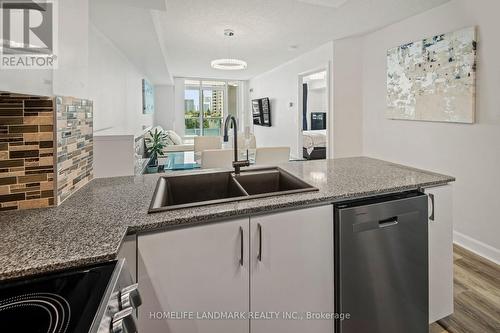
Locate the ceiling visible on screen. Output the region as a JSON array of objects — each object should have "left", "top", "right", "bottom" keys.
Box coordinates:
[
  {"left": 156, "top": 0, "right": 449, "bottom": 80},
  {"left": 91, "top": 0, "right": 450, "bottom": 83},
  {"left": 90, "top": 0, "right": 173, "bottom": 85}
]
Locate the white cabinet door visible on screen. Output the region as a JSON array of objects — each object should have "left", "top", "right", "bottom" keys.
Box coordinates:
[
  {"left": 138, "top": 219, "right": 250, "bottom": 333},
  {"left": 426, "top": 185, "right": 454, "bottom": 323},
  {"left": 250, "top": 206, "right": 334, "bottom": 333}
]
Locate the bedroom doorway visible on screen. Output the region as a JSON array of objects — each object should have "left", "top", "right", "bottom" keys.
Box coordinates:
[{"left": 298, "top": 69, "right": 329, "bottom": 160}]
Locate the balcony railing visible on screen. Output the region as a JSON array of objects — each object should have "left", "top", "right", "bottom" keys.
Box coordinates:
[{"left": 185, "top": 116, "right": 222, "bottom": 136}]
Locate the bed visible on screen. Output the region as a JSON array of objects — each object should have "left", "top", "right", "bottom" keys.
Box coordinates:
[{"left": 302, "top": 130, "right": 327, "bottom": 160}]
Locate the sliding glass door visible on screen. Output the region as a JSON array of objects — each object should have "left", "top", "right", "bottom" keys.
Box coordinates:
[
  {"left": 202, "top": 81, "right": 225, "bottom": 136},
  {"left": 184, "top": 85, "right": 201, "bottom": 136},
  {"left": 184, "top": 80, "right": 226, "bottom": 136}
]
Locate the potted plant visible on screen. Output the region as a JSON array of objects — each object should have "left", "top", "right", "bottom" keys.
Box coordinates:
[{"left": 145, "top": 128, "right": 167, "bottom": 173}]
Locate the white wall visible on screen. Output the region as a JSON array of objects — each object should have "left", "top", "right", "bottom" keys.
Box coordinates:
[
  {"left": 154, "top": 84, "right": 175, "bottom": 130},
  {"left": 93, "top": 135, "right": 135, "bottom": 178},
  {"left": 88, "top": 24, "right": 153, "bottom": 135},
  {"left": 173, "top": 78, "right": 187, "bottom": 136},
  {"left": 0, "top": 0, "right": 88, "bottom": 98},
  {"left": 305, "top": 76, "right": 327, "bottom": 130},
  {"left": 307, "top": 88, "right": 327, "bottom": 127},
  {"left": 237, "top": 81, "right": 250, "bottom": 131},
  {"left": 0, "top": 70, "right": 53, "bottom": 97},
  {"left": 248, "top": 42, "right": 334, "bottom": 159},
  {"left": 332, "top": 37, "right": 364, "bottom": 158},
  {"left": 52, "top": 0, "right": 89, "bottom": 98},
  {"left": 359, "top": 0, "right": 500, "bottom": 262}
]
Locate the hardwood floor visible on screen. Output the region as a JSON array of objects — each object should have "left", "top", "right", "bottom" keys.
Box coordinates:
[{"left": 429, "top": 244, "right": 500, "bottom": 333}]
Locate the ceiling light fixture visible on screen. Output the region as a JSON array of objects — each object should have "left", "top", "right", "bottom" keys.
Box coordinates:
[
  {"left": 211, "top": 29, "right": 247, "bottom": 71},
  {"left": 211, "top": 58, "right": 247, "bottom": 70}
]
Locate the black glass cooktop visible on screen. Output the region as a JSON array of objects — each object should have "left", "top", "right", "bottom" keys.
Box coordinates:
[{"left": 0, "top": 262, "right": 116, "bottom": 333}]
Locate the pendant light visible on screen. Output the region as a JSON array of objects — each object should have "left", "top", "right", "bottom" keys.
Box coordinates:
[{"left": 211, "top": 29, "right": 247, "bottom": 70}]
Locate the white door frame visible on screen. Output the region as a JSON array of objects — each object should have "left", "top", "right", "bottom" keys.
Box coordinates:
[{"left": 297, "top": 62, "right": 332, "bottom": 159}]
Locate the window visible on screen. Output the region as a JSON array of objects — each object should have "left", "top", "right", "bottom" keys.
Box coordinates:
[
  {"left": 184, "top": 80, "right": 225, "bottom": 136},
  {"left": 183, "top": 79, "right": 241, "bottom": 137},
  {"left": 184, "top": 87, "right": 201, "bottom": 136}
]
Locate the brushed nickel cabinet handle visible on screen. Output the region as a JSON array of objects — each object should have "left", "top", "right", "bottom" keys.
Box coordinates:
[
  {"left": 257, "top": 223, "right": 262, "bottom": 262},
  {"left": 429, "top": 193, "right": 435, "bottom": 221},
  {"left": 239, "top": 226, "right": 244, "bottom": 266}
]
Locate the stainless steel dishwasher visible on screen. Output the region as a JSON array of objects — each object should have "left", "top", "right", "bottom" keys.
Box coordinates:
[{"left": 334, "top": 191, "right": 428, "bottom": 333}]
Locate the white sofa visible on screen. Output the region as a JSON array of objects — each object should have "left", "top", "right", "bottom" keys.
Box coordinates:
[{"left": 145, "top": 126, "right": 194, "bottom": 153}]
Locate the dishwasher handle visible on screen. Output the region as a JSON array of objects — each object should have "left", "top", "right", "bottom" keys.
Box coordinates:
[
  {"left": 352, "top": 215, "right": 400, "bottom": 233},
  {"left": 378, "top": 216, "right": 399, "bottom": 228},
  {"left": 339, "top": 194, "right": 427, "bottom": 234}
]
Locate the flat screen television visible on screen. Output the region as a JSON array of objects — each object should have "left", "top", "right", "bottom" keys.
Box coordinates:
[
  {"left": 311, "top": 112, "right": 326, "bottom": 130},
  {"left": 252, "top": 97, "right": 271, "bottom": 127}
]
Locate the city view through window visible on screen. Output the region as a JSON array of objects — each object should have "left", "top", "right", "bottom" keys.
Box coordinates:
[{"left": 184, "top": 80, "right": 225, "bottom": 136}]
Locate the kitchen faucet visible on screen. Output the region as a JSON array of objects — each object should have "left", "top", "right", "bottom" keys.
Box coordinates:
[{"left": 223, "top": 115, "right": 250, "bottom": 175}]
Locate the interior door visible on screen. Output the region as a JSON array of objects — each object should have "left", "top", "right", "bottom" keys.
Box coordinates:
[
  {"left": 250, "top": 206, "right": 334, "bottom": 333},
  {"left": 138, "top": 219, "right": 250, "bottom": 333}
]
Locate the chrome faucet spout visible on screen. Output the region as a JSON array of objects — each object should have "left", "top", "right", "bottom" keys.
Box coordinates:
[{"left": 223, "top": 115, "right": 250, "bottom": 174}]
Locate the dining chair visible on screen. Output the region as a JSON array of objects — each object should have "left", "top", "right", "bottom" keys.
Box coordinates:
[
  {"left": 194, "top": 136, "right": 222, "bottom": 162},
  {"left": 237, "top": 132, "right": 256, "bottom": 149},
  {"left": 201, "top": 149, "right": 234, "bottom": 169},
  {"left": 255, "top": 147, "right": 290, "bottom": 166}
]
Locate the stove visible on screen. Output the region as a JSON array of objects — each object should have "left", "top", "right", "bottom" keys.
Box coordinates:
[{"left": 0, "top": 259, "right": 140, "bottom": 333}]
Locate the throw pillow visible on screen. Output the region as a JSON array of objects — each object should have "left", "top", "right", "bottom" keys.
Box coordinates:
[
  {"left": 164, "top": 134, "right": 175, "bottom": 146},
  {"left": 167, "top": 130, "right": 183, "bottom": 145}
]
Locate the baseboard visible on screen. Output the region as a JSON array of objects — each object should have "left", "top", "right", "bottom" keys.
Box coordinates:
[{"left": 453, "top": 231, "right": 500, "bottom": 265}]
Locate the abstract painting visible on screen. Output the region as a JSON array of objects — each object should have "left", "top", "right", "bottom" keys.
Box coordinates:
[
  {"left": 142, "top": 79, "right": 155, "bottom": 114},
  {"left": 386, "top": 27, "right": 476, "bottom": 123}
]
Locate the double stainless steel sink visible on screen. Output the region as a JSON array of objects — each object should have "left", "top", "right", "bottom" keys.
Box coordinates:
[{"left": 148, "top": 167, "right": 318, "bottom": 212}]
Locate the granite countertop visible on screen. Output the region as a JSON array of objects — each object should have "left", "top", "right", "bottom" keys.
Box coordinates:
[{"left": 0, "top": 157, "right": 454, "bottom": 281}]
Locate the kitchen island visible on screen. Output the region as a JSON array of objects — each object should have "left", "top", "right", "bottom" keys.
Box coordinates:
[{"left": 0, "top": 157, "right": 454, "bottom": 281}]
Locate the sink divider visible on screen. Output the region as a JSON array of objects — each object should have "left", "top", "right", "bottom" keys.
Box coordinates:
[{"left": 231, "top": 175, "right": 250, "bottom": 197}]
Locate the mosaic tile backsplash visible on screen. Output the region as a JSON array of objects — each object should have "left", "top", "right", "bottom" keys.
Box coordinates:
[
  {"left": 0, "top": 92, "right": 56, "bottom": 211},
  {"left": 0, "top": 91, "right": 93, "bottom": 211},
  {"left": 56, "top": 96, "right": 93, "bottom": 204}
]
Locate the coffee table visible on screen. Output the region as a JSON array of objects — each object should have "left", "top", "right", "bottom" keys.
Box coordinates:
[{"left": 163, "top": 151, "right": 200, "bottom": 171}]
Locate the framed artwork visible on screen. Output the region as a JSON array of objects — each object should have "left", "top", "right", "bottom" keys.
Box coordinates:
[
  {"left": 260, "top": 97, "right": 272, "bottom": 127},
  {"left": 252, "top": 99, "right": 261, "bottom": 125},
  {"left": 386, "top": 26, "right": 476, "bottom": 123},
  {"left": 252, "top": 98, "right": 272, "bottom": 127},
  {"left": 142, "top": 79, "right": 154, "bottom": 114}
]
